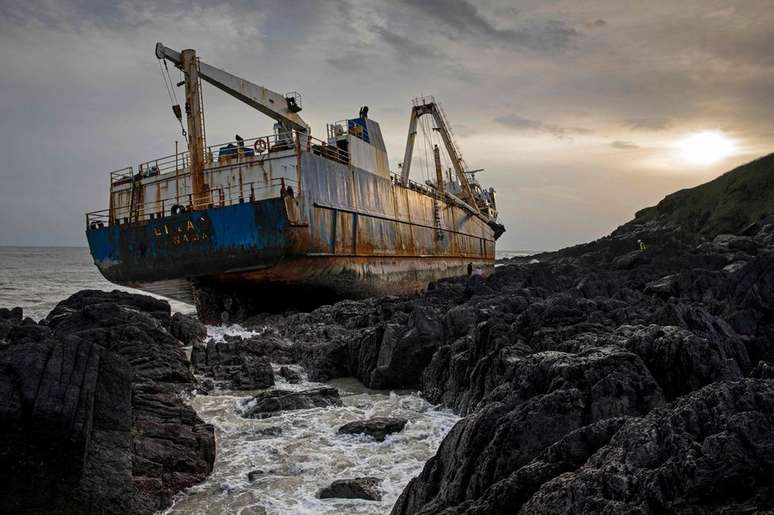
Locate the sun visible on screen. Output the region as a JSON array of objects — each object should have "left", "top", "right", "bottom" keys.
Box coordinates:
[{"left": 677, "top": 131, "right": 735, "bottom": 165}]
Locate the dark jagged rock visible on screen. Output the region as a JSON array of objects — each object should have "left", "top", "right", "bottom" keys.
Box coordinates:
[
  {"left": 522, "top": 380, "right": 774, "bottom": 514},
  {"left": 0, "top": 290, "right": 214, "bottom": 514},
  {"left": 318, "top": 477, "right": 382, "bottom": 501},
  {"left": 0, "top": 306, "right": 26, "bottom": 342},
  {"left": 240, "top": 387, "right": 342, "bottom": 419},
  {"left": 224, "top": 155, "right": 774, "bottom": 514},
  {"left": 750, "top": 360, "right": 774, "bottom": 379},
  {"left": 46, "top": 289, "right": 171, "bottom": 326},
  {"left": 338, "top": 417, "right": 408, "bottom": 442},
  {"left": 191, "top": 337, "right": 276, "bottom": 390},
  {"left": 170, "top": 312, "right": 207, "bottom": 345},
  {"left": 248, "top": 464, "right": 303, "bottom": 481},
  {"left": 278, "top": 365, "right": 302, "bottom": 384}
]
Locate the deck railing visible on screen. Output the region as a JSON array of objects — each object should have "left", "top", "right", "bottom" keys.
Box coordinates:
[
  {"left": 86, "top": 176, "right": 298, "bottom": 229},
  {"left": 109, "top": 132, "right": 350, "bottom": 187}
]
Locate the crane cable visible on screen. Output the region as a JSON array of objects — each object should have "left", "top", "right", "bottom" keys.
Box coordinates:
[
  {"left": 420, "top": 115, "right": 433, "bottom": 184},
  {"left": 157, "top": 59, "right": 187, "bottom": 141}
]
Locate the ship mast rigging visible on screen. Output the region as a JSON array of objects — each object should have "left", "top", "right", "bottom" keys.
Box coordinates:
[{"left": 401, "top": 98, "right": 480, "bottom": 213}]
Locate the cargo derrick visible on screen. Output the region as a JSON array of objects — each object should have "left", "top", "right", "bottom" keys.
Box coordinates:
[{"left": 85, "top": 44, "right": 504, "bottom": 322}]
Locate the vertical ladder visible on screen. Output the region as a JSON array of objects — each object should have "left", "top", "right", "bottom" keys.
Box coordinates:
[
  {"left": 129, "top": 170, "right": 138, "bottom": 223},
  {"left": 197, "top": 58, "right": 207, "bottom": 152},
  {"left": 432, "top": 143, "right": 444, "bottom": 241},
  {"left": 432, "top": 194, "right": 443, "bottom": 241}
]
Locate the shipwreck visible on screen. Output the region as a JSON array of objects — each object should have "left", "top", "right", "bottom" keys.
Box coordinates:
[{"left": 85, "top": 43, "right": 504, "bottom": 320}]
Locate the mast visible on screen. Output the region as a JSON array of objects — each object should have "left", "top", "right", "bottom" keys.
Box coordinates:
[
  {"left": 402, "top": 98, "right": 480, "bottom": 214},
  {"left": 181, "top": 49, "right": 207, "bottom": 210}
]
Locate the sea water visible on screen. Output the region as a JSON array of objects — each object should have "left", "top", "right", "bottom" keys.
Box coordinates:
[{"left": 163, "top": 328, "right": 459, "bottom": 515}]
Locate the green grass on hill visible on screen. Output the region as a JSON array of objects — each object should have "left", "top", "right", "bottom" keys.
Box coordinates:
[{"left": 633, "top": 153, "right": 774, "bottom": 238}]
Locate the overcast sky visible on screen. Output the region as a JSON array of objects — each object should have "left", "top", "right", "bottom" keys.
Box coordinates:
[{"left": 0, "top": 0, "right": 772, "bottom": 251}]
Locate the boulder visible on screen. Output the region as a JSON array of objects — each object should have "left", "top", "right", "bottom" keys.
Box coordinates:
[
  {"left": 278, "top": 365, "right": 302, "bottom": 384},
  {"left": 0, "top": 290, "right": 214, "bottom": 514},
  {"left": 192, "top": 339, "right": 276, "bottom": 390},
  {"left": 170, "top": 312, "right": 207, "bottom": 345},
  {"left": 318, "top": 477, "right": 382, "bottom": 501},
  {"left": 522, "top": 380, "right": 774, "bottom": 514},
  {"left": 240, "top": 387, "right": 342, "bottom": 419},
  {"left": 338, "top": 417, "right": 408, "bottom": 442},
  {"left": 247, "top": 464, "right": 303, "bottom": 481},
  {"left": 0, "top": 306, "right": 24, "bottom": 341}
]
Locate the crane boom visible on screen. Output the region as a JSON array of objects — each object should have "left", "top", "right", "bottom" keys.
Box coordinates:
[
  {"left": 155, "top": 43, "right": 309, "bottom": 133},
  {"left": 401, "top": 99, "right": 480, "bottom": 213}
]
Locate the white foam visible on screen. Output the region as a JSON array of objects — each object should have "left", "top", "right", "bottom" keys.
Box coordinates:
[
  {"left": 206, "top": 323, "right": 268, "bottom": 342},
  {"left": 164, "top": 377, "right": 459, "bottom": 514}
]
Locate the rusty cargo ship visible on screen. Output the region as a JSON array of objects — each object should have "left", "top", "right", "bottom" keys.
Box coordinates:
[{"left": 85, "top": 43, "right": 504, "bottom": 321}]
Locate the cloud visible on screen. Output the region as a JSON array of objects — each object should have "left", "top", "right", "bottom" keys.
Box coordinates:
[
  {"left": 326, "top": 51, "right": 374, "bottom": 72},
  {"left": 624, "top": 117, "right": 673, "bottom": 131},
  {"left": 373, "top": 26, "right": 440, "bottom": 60},
  {"left": 0, "top": 0, "right": 772, "bottom": 253},
  {"left": 496, "top": 114, "right": 591, "bottom": 139},
  {"left": 398, "top": 0, "right": 578, "bottom": 51},
  {"left": 611, "top": 140, "right": 639, "bottom": 149}
]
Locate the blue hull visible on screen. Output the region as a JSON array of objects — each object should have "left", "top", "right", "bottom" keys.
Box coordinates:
[{"left": 87, "top": 198, "right": 294, "bottom": 284}]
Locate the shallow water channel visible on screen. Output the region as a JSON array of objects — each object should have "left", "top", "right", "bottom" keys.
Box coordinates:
[{"left": 164, "top": 326, "right": 459, "bottom": 515}]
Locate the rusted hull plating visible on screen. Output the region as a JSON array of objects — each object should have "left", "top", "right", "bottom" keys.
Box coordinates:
[{"left": 87, "top": 150, "right": 499, "bottom": 316}]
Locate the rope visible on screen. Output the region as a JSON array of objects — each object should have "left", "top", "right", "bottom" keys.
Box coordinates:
[
  {"left": 158, "top": 59, "right": 175, "bottom": 105},
  {"left": 420, "top": 115, "right": 432, "bottom": 184},
  {"left": 162, "top": 59, "right": 180, "bottom": 105},
  {"left": 158, "top": 59, "right": 187, "bottom": 140}
]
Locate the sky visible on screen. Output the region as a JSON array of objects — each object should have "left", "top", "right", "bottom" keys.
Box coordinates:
[{"left": 0, "top": 0, "right": 772, "bottom": 251}]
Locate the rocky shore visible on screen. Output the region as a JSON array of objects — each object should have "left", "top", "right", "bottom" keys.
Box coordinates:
[
  {"left": 2, "top": 154, "right": 774, "bottom": 513},
  {"left": 0, "top": 291, "right": 214, "bottom": 514},
  {"left": 222, "top": 154, "right": 774, "bottom": 513}
]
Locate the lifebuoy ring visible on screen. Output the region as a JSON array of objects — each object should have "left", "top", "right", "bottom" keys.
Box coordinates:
[{"left": 254, "top": 138, "right": 268, "bottom": 154}]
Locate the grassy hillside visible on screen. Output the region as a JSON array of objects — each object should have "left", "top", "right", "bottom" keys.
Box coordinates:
[{"left": 633, "top": 153, "right": 774, "bottom": 238}]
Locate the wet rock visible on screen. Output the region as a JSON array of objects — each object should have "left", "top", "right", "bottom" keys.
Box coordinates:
[
  {"left": 240, "top": 387, "right": 342, "bottom": 419},
  {"left": 750, "top": 360, "right": 774, "bottom": 379},
  {"left": 170, "top": 312, "right": 207, "bottom": 345},
  {"left": 318, "top": 477, "right": 382, "bottom": 501},
  {"left": 611, "top": 249, "right": 648, "bottom": 269},
  {"left": 247, "top": 465, "right": 302, "bottom": 481},
  {"left": 232, "top": 155, "right": 774, "bottom": 514},
  {"left": 278, "top": 365, "right": 302, "bottom": 384},
  {"left": 256, "top": 426, "right": 283, "bottom": 437},
  {"left": 192, "top": 339, "right": 275, "bottom": 390},
  {"left": 195, "top": 376, "right": 215, "bottom": 395},
  {"left": 338, "top": 417, "right": 408, "bottom": 442},
  {"left": 0, "top": 306, "right": 23, "bottom": 320},
  {"left": 46, "top": 289, "right": 171, "bottom": 326},
  {"left": 0, "top": 306, "right": 24, "bottom": 341},
  {"left": 0, "top": 290, "right": 214, "bottom": 514},
  {"left": 522, "top": 380, "right": 774, "bottom": 514}
]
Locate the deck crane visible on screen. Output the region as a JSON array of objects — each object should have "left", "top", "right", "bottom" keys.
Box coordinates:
[
  {"left": 401, "top": 98, "right": 480, "bottom": 214},
  {"left": 154, "top": 42, "right": 309, "bottom": 209}
]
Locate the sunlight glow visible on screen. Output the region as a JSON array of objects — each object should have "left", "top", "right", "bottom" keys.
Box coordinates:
[{"left": 677, "top": 131, "right": 735, "bottom": 165}]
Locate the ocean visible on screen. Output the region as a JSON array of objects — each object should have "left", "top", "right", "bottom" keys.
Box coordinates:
[{"left": 0, "top": 246, "right": 194, "bottom": 320}]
